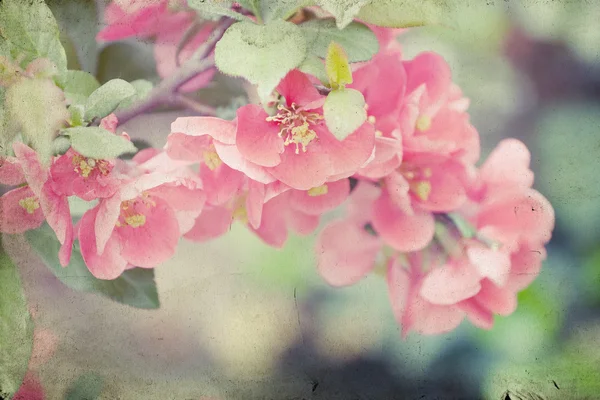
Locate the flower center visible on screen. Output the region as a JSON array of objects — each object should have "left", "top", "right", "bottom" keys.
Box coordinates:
[
  {"left": 415, "top": 115, "right": 432, "bottom": 132},
  {"left": 231, "top": 195, "right": 248, "bottom": 224},
  {"left": 400, "top": 165, "right": 433, "bottom": 202},
  {"left": 72, "top": 154, "right": 111, "bottom": 178},
  {"left": 202, "top": 146, "right": 222, "bottom": 171},
  {"left": 307, "top": 184, "right": 328, "bottom": 197},
  {"left": 115, "top": 194, "right": 156, "bottom": 228},
  {"left": 266, "top": 102, "right": 322, "bottom": 154},
  {"left": 19, "top": 196, "right": 40, "bottom": 214}
]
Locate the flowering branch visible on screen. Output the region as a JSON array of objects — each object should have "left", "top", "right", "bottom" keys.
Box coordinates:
[{"left": 111, "top": 18, "right": 235, "bottom": 125}]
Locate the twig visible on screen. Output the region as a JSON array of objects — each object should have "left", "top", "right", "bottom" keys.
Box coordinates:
[
  {"left": 168, "top": 93, "right": 217, "bottom": 116},
  {"left": 111, "top": 17, "right": 235, "bottom": 125}
]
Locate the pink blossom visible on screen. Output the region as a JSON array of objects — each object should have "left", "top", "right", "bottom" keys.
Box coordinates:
[
  {"left": 78, "top": 169, "right": 205, "bottom": 279},
  {"left": 235, "top": 70, "right": 375, "bottom": 190},
  {"left": 50, "top": 148, "right": 120, "bottom": 201},
  {"left": 1, "top": 143, "right": 74, "bottom": 266},
  {"left": 97, "top": 0, "right": 191, "bottom": 42}
]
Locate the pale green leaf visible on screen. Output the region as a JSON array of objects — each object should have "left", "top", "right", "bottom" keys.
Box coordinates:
[
  {"left": 298, "top": 55, "right": 328, "bottom": 85},
  {"left": 259, "top": 0, "right": 313, "bottom": 22},
  {"left": 62, "top": 70, "right": 100, "bottom": 106},
  {"left": 84, "top": 79, "right": 136, "bottom": 121},
  {"left": 26, "top": 224, "right": 160, "bottom": 309},
  {"left": 315, "top": 0, "right": 369, "bottom": 29},
  {"left": 325, "top": 42, "right": 352, "bottom": 89},
  {"left": 323, "top": 88, "right": 366, "bottom": 140},
  {"left": 357, "top": 0, "right": 449, "bottom": 28},
  {"left": 116, "top": 79, "right": 154, "bottom": 111},
  {"left": 5, "top": 77, "right": 69, "bottom": 165},
  {"left": 300, "top": 19, "right": 379, "bottom": 62},
  {"left": 63, "top": 126, "right": 137, "bottom": 159},
  {"left": 187, "top": 0, "right": 253, "bottom": 21},
  {"left": 0, "top": 0, "right": 67, "bottom": 74},
  {"left": 0, "top": 242, "right": 34, "bottom": 398},
  {"left": 214, "top": 20, "right": 307, "bottom": 100}
]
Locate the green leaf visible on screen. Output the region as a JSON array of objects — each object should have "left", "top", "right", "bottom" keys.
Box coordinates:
[
  {"left": 187, "top": 0, "right": 253, "bottom": 21},
  {"left": 325, "top": 41, "right": 352, "bottom": 89},
  {"left": 115, "top": 79, "right": 154, "bottom": 111},
  {"left": 323, "top": 88, "right": 366, "bottom": 140},
  {"left": 315, "top": 0, "right": 369, "bottom": 29},
  {"left": 0, "top": 241, "right": 34, "bottom": 398},
  {"left": 63, "top": 126, "right": 137, "bottom": 159},
  {"left": 62, "top": 70, "right": 100, "bottom": 106},
  {"left": 84, "top": 79, "right": 136, "bottom": 121},
  {"left": 299, "top": 19, "right": 379, "bottom": 62},
  {"left": 258, "top": 0, "right": 312, "bottom": 22},
  {"left": 26, "top": 224, "right": 160, "bottom": 309},
  {"left": 214, "top": 20, "right": 307, "bottom": 100},
  {"left": 298, "top": 55, "right": 328, "bottom": 85},
  {"left": 4, "top": 77, "right": 69, "bottom": 165},
  {"left": 0, "top": 0, "right": 67, "bottom": 75},
  {"left": 357, "top": 0, "right": 449, "bottom": 28},
  {"left": 64, "top": 372, "right": 104, "bottom": 400}
]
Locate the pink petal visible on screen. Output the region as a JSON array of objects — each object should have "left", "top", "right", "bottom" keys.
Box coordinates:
[
  {"left": 165, "top": 132, "right": 212, "bottom": 162},
  {"left": 78, "top": 206, "right": 128, "bottom": 280},
  {"left": 246, "top": 179, "right": 266, "bottom": 229},
  {"left": 213, "top": 142, "right": 276, "bottom": 184},
  {"left": 404, "top": 52, "right": 452, "bottom": 106},
  {"left": 117, "top": 197, "right": 180, "bottom": 268},
  {"left": 458, "top": 298, "right": 494, "bottom": 329},
  {"left": 39, "top": 184, "right": 70, "bottom": 245},
  {"left": 473, "top": 279, "right": 517, "bottom": 316},
  {"left": 235, "top": 105, "right": 284, "bottom": 167},
  {"left": 287, "top": 208, "right": 320, "bottom": 235},
  {"left": 149, "top": 182, "right": 206, "bottom": 212},
  {"left": 371, "top": 193, "right": 435, "bottom": 252},
  {"left": 316, "top": 220, "right": 381, "bottom": 286},
  {"left": 318, "top": 122, "right": 375, "bottom": 178},
  {"left": 250, "top": 195, "right": 288, "bottom": 248},
  {"left": 0, "top": 187, "right": 45, "bottom": 233},
  {"left": 357, "top": 136, "right": 402, "bottom": 179},
  {"left": 171, "top": 116, "right": 236, "bottom": 145},
  {"left": 420, "top": 261, "right": 482, "bottom": 305},
  {"left": 13, "top": 142, "right": 46, "bottom": 195},
  {"left": 290, "top": 178, "right": 349, "bottom": 215},
  {"left": 277, "top": 69, "right": 322, "bottom": 107},
  {"left": 94, "top": 194, "right": 122, "bottom": 255},
  {"left": 467, "top": 246, "right": 511, "bottom": 287},
  {"left": 201, "top": 164, "right": 245, "bottom": 205},
  {"left": 506, "top": 245, "right": 545, "bottom": 292},
  {"left": 0, "top": 157, "right": 25, "bottom": 185},
  {"left": 480, "top": 138, "right": 534, "bottom": 191},
  {"left": 269, "top": 144, "right": 332, "bottom": 191},
  {"left": 184, "top": 205, "right": 233, "bottom": 242}
]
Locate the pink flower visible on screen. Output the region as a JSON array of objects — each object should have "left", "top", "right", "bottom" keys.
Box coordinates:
[
  {"left": 235, "top": 70, "right": 375, "bottom": 190},
  {"left": 13, "top": 371, "right": 45, "bottom": 400},
  {"left": 0, "top": 143, "right": 74, "bottom": 266},
  {"left": 50, "top": 148, "right": 120, "bottom": 201},
  {"left": 97, "top": 0, "right": 191, "bottom": 42},
  {"left": 251, "top": 178, "right": 351, "bottom": 248},
  {"left": 399, "top": 52, "right": 480, "bottom": 164}
]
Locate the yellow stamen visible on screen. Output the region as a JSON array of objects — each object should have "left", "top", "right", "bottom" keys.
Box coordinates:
[
  {"left": 124, "top": 214, "right": 146, "bottom": 228},
  {"left": 307, "top": 184, "right": 328, "bottom": 197},
  {"left": 367, "top": 115, "right": 376, "bottom": 124},
  {"left": 412, "top": 181, "right": 432, "bottom": 201},
  {"left": 375, "top": 130, "right": 383, "bottom": 137},
  {"left": 266, "top": 102, "right": 322, "bottom": 154},
  {"left": 19, "top": 196, "right": 40, "bottom": 214},
  {"left": 415, "top": 115, "right": 431, "bottom": 132},
  {"left": 203, "top": 150, "right": 222, "bottom": 170}
]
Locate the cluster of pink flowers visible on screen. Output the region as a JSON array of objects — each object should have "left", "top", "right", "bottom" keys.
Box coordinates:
[{"left": 0, "top": 7, "right": 555, "bottom": 337}]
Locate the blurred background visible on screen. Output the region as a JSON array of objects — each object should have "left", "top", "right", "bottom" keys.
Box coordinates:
[{"left": 4, "top": 0, "right": 600, "bottom": 398}]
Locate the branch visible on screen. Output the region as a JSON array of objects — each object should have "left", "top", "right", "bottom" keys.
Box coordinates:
[
  {"left": 111, "top": 18, "right": 235, "bottom": 125},
  {"left": 168, "top": 94, "right": 217, "bottom": 116}
]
